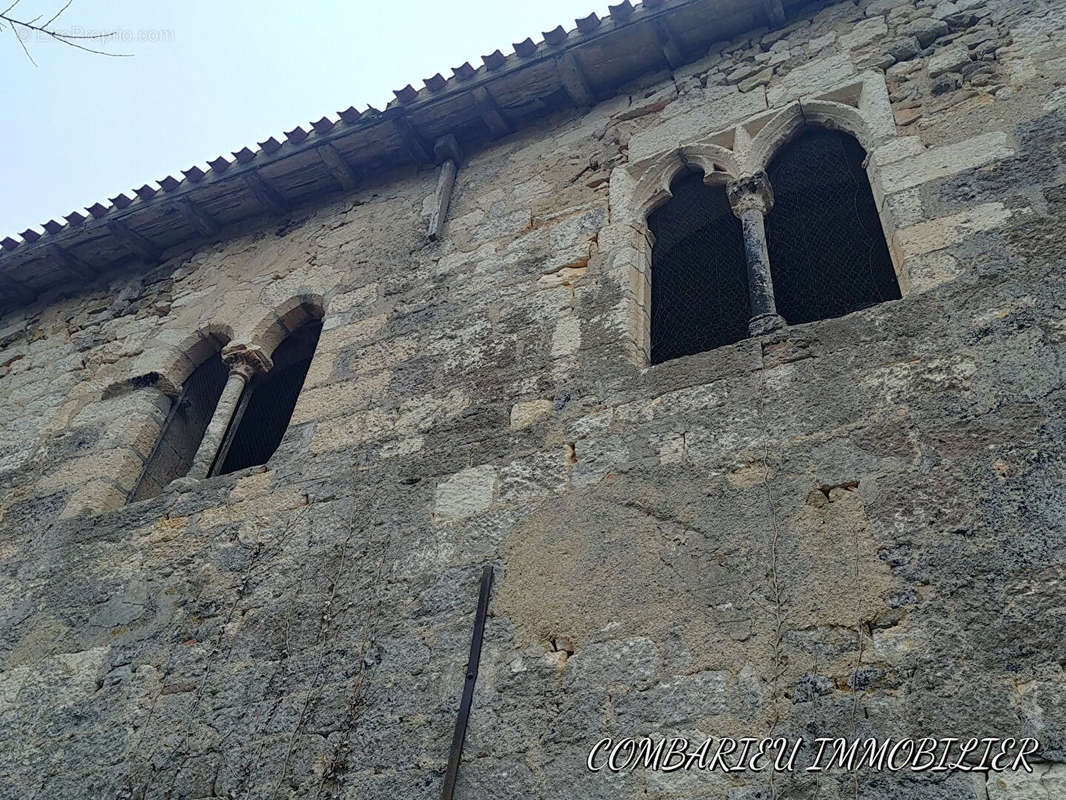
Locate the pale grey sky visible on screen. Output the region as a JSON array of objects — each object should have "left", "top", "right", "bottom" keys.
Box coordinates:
[{"left": 1, "top": 0, "right": 612, "bottom": 239}]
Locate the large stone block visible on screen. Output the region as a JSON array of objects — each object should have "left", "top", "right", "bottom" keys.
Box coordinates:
[
  {"left": 433, "top": 464, "right": 498, "bottom": 520},
  {"left": 289, "top": 369, "right": 392, "bottom": 425},
  {"left": 627, "top": 86, "right": 768, "bottom": 162},
  {"left": 510, "top": 399, "right": 553, "bottom": 430},
  {"left": 309, "top": 407, "right": 395, "bottom": 452},
  {"left": 839, "top": 16, "right": 888, "bottom": 49},
  {"left": 767, "top": 53, "right": 856, "bottom": 107},
  {"left": 317, "top": 313, "right": 387, "bottom": 353},
  {"left": 40, "top": 447, "right": 144, "bottom": 494},
  {"left": 878, "top": 132, "right": 1014, "bottom": 194},
  {"left": 896, "top": 202, "right": 1014, "bottom": 257},
  {"left": 928, "top": 44, "right": 972, "bottom": 77}
]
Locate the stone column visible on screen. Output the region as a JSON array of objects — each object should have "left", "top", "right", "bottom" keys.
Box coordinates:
[
  {"left": 727, "top": 171, "right": 787, "bottom": 337},
  {"left": 187, "top": 343, "right": 272, "bottom": 479}
]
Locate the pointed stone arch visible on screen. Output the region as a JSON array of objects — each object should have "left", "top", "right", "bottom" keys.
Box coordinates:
[
  {"left": 762, "top": 125, "right": 902, "bottom": 326},
  {"left": 625, "top": 142, "right": 739, "bottom": 222},
  {"left": 747, "top": 98, "right": 880, "bottom": 176}
]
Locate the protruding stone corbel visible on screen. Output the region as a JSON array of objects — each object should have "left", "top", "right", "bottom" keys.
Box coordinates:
[
  {"left": 727, "top": 171, "right": 787, "bottom": 337},
  {"left": 392, "top": 112, "right": 433, "bottom": 163},
  {"left": 428, "top": 135, "right": 462, "bottom": 241},
  {"left": 185, "top": 343, "right": 272, "bottom": 480},
  {"left": 316, "top": 143, "right": 359, "bottom": 191},
  {"left": 49, "top": 244, "right": 96, "bottom": 281}
]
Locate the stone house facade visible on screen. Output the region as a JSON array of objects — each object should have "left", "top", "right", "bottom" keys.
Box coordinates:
[{"left": 1, "top": 0, "right": 1065, "bottom": 797}]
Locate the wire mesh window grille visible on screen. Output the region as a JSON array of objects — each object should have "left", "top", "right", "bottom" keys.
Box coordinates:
[
  {"left": 130, "top": 350, "right": 228, "bottom": 502},
  {"left": 648, "top": 170, "right": 749, "bottom": 365},
  {"left": 765, "top": 128, "right": 901, "bottom": 325},
  {"left": 213, "top": 320, "right": 322, "bottom": 475}
]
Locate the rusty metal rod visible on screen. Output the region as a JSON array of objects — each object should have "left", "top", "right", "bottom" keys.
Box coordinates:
[{"left": 440, "top": 565, "right": 494, "bottom": 800}]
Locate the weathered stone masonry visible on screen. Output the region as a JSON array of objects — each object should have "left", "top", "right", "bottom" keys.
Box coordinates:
[{"left": 2, "top": 0, "right": 1066, "bottom": 797}]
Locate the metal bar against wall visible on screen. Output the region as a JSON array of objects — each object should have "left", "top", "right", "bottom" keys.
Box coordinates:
[{"left": 440, "top": 565, "right": 494, "bottom": 800}]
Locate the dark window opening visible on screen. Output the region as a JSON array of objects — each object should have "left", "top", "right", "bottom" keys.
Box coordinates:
[
  {"left": 765, "top": 128, "right": 901, "bottom": 326},
  {"left": 648, "top": 169, "right": 748, "bottom": 364},
  {"left": 130, "top": 350, "right": 228, "bottom": 502},
  {"left": 213, "top": 320, "right": 322, "bottom": 475}
]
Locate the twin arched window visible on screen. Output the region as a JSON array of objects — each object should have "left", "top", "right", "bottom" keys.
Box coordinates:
[
  {"left": 648, "top": 128, "right": 901, "bottom": 365},
  {"left": 129, "top": 317, "right": 321, "bottom": 502}
]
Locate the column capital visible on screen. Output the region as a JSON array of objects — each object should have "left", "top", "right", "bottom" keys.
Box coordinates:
[
  {"left": 221, "top": 342, "right": 272, "bottom": 379},
  {"left": 727, "top": 171, "right": 774, "bottom": 217}
]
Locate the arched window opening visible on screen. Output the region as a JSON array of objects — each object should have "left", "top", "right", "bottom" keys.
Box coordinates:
[
  {"left": 765, "top": 128, "right": 901, "bottom": 326},
  {"left": 211, "top": 319, "right": 322, "bottom": 475},
  {"left": 648, "top": 169, "right": 748, "bottom": 364},
  {"left": 129, "top": 350, "right": 228, "bottom": 502}
]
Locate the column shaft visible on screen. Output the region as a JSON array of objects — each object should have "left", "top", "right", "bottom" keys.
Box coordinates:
[
  {"left": 740, "top": 207, "right": 782, "bottom": 331},
  {"left": 185, "top": 342, "right": 272, "bottom": 481},
  {"left": 727, "top": 171, "right": 787, "bottom": 337},
  {"left": 188, "top": 368, "right": 249, "bottom": 479}
]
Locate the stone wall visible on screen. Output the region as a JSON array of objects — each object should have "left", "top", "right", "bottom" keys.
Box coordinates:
[{"left": 2, "top": 0, "right": 1066, "bottom": 797}]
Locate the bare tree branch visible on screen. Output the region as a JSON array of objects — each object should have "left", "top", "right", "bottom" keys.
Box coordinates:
[
  {"left": 41, "top": 0, "right": 72, "bottom": 29},
  {"left": 8, "top": 13, "right": 35, "bottom": 66},
  {"left": 1, "top": 0, "right": 132, "bottom": 61}
]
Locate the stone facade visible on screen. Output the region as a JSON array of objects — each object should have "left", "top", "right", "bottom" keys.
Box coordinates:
[{"left": 2, "top": 0, "right": 1066, "bottom": 797}]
